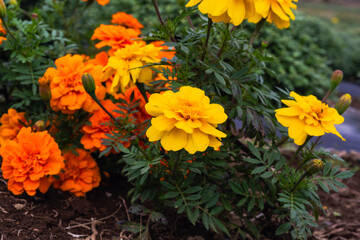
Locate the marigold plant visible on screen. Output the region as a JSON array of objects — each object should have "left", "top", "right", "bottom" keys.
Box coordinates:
[
  {"left": 275, "top": 91, "right": 345, "bottom": 145},
  {"left": 145, "top": 86, "right": 228, "bottom": 154},
  {"left": 0, "top": 127, "right": 64, "bottom": 196},
  {"left": 0, "top": 108, "right": 28, "bottom": 146},
  {"left": 41, "top": 54, "right": 106, "bottom": 114},
  {"left": 52, "top": 149, "right": 101, "bottom": 197}
]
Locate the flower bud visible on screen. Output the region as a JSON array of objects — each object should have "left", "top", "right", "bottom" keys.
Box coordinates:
[
  {"left": 34, "top": 120, "right": 45, "bottom": 132},
  {"left": 306, "top": 159, "right": 324, "bottom": 175},
  {"left": 0, "top": 0, "right": 6, "bottom": 19},
  {"left": 330, "top": 70, "right": 343, "bottom": 90},
  {"left": 261, "top": 40, "right": 269, "bottom": 48},
  {"left": 38, "top": 76, "right": 52, "bottom": 102},
  {"left": 82, "top": 73, "right": 96, "bottom": 95},
  {"left": 31, "top": 13, "right": 38, "bottom": 19},
  {"left": 335, "top": 93, "right": 351, "bottom": 115},
  {"left": 9, "top": 0, "right": 18, "bottom": 7}
]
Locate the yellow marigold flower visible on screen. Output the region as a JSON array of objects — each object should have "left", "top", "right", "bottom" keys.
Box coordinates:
[
  {"left": 102, "top": 42, "right": 163, "bottom": 94},
  {"left": 186, "top": 0, "right": 256, "bottom": 26},
  {"left": 53, "top": 149, "right": 101, "bottom": 197},
  {"left": 275, "top": 91, "right": 345, "bottom": 145},
  {"left": 250, "top": 0, "right": 298, "bottom": 29},
  {"left": 145, "top": 86, "right": 228, "bottom": 154},
  {"left": 0, "top": 127, "right": 64, "bottom": 196},
  {"left": 0, "top": 109, "right": 28, "bottom": 146}
]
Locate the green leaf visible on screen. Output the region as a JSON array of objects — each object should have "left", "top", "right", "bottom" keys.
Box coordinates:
[
  {"left": 247, "top": 142, "right": 261, "bottom": 160},
  {"left": 236, "top": 198, "right": 247, "bottom": 207},
  {"left": 183, "top": 186, "right": 202, "bottom": 194},
  {"left": 221, "top": 196, "right": 232, "bottom": 211},
  {"left": 275, "top": 222, "right": 292, "bottom": 235},
  {"left": 213, "top": 218, "right": 230, "bottom": 236},
  {"left": 325, "top": 179, "right": 338, "bottom": 192},
  {"left": 261, "top": 171, "right": 273, "bottom": 179},
  {"left": 210, "top": 206, "right": 223, "bottom": 215},
  {"left": 162, "top": 191, "right": 180, "bottom": 199},
  {"left": 244, "top": 158, "right": 262, "bottom": 164},
  {"left": 317, "top": 180, "right": 329, "bottom": 193},
  {"left": 335, "top": 170, "right": 356, "bottom": 179},
  {"left": 229, "top": 180, "right": 243, "bottom": 195},
  {"left": 214, "top": 72, "right": 226, "bottom": 86},
  {"left": 251, "top": 166, "right": 267, "bottom": 174},
  {"left": 202, "top": 213, "right": 210, "bottom": 230},
  {"left": 247, "top": 198, "right": 255, "bottom": 212},
  {"left": 186, "top": 194, "right": 201, "bottom": 201},
  {"left": 187, "top": 207, "right": 200, "bottom": 225}
]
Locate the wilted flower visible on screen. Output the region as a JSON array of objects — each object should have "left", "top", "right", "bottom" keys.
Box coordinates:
[
  {"left": 186, "top": 0, "right": 256, "bottom": 26},
  {"left": 81, "top": 99, "right": 130, "bottom": 152},
  {"left": 42, "top": 54, "right": 106, "bottom": 114},
  {"left": 102, "top": 42, "right": 163, "bottom": 94},
  {"left": 275, "top": 91, "right": 345, "bottom": 145},
  {"left": 145, "top": 86, "right": 228, "bottom": 154},
  {"left": 0, "top": 127, "right": 64, "bottom": 196},
  {"left": 53, "top": 149, "right": 101, "bottom": 197},
  {"left": 0, "top": 109, "right": 28, "bottom": 146}
]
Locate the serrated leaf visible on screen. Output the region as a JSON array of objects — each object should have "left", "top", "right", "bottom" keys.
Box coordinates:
[
  {"left": 202, "top": 213, "right": 210, "bottom": 230},
  {"left": 221, "top": 196, "right": 232, "bottom": 211},
  {"left": 229, "top": 180, "right": 243, "bottom": 195},
  {"left": 251, "top": 166, "right": 267, "bottom": 174},
  {"left": 162, "top": 191, "right": 180, "bottom": 199},
  {"left": 210, "top": 206, "right": 223, "bottom": 215},
  {"left": 187, "top": 207, "right": 199, "bottom": 225},
  {"left": 275, "top": 222, "right": 291, "bottom": 235},
  {"left": 261, "top": 171, "right": 273, "bottom": 178},
  {"left": 247, "top": 198, "right": 255, "bottom": 212},
  {"left": 335, "top": 170, "right": 356, "bottom": 179},
  {"left": 325, "top": 179, "right": 338, "bottom": 192},
  {"left": 186, "top": 194, "right": 201, "bottom": 201},
  {"left": 183, "top": 186, "right": 202, "bottom": 194},
  {"left": 317, "top": 180, "right": 329, "bottom": 193},
  {"left": 213, "top": 218, "right": 230, "bottom": 236},
  {"left": 247, "top": 142, "right": 261, "bottom": 160},
  {"left": 237, "top": 198, "right": 247, "bottom": 207},
  {"left": 244, "top": 158, "right": 262, "bottom": 164}
]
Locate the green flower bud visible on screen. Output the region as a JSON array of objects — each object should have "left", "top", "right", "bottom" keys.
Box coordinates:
[
  {"left": 330, "top": 70, "right": 343, "bottom": 90},
  {"left": 306, "top": 159, "right": 324, "bottom": 175},
  {"left": 335, "top": 93, "right": 351, "bottom": 115},
  {"left": 0, "top": 0, "right": 6, "bottom": 19},
  {"left": 82, "top": 73, "right": 96, "bottom": 96},
  {"left": 34, "top": 120, "right": 45, "bottom": 132},
  {"left": 39, "top": 76, "right": 52, "bottom": 102}
]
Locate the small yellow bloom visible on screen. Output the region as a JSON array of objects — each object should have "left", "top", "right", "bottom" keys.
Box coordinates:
[
  {"left": 275, "top": 91, "right": 345, "bottom": 145},
  {"left": 102, "top": 42, "right": 162, "bottom": 94},
  {"left": 145, "top": 86, "right": 228, "bottom": 154}
]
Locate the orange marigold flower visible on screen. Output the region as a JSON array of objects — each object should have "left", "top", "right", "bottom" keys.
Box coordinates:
[
  {"left": 0, "top": 19, "right": 6, "bottom": 35},
  {"left": 0, "top": 36, "right": 6, "bottom": 45},
  {"left": 91, "top": 24, "right": 141, "bottom": 55},
  {"left": 82, "top": 0, "right": 109, "bottom": 6},
  {"left": 111, "top": 12, "right": 144, "bottom": 30},
  {"left": 152, "top": 41, "right": 176, "bottom": 61},
  {"left": 0, "top": 127, "right": 64, "bottom": 196},
  {"left": 81, "top": 99, "right": 130, "bottom": 152},
  {"left": 53, "top": 149, "right": 101, "bottom": 197},
  {"left": 42, "top": 54, "right": 106, "bottom": 114},
  {"left": 0, "top": 109, "right": 28, "bottom": 146}
]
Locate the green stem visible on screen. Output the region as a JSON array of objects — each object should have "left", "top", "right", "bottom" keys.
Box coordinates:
[
  {"left": 290, "top": 172, "right": 308, "bottom": 192},
  {"left": 91, "top": 94, "right": 117, "bottom": 122},
  {"left": 151, "top": 0, "right": 176, "bottom": 42},
  {"left": 216, "top": 25, "right": 230, "bottom": 59},
  {"left": 1, "top": 19, "right": 16, "bottom": 40},
  {"left": 289, "top": 137, "right": 311, "bottom": 165},
  {"left": 311, "top": 136, "right": 322, "bottom": 151},
  {"left": 172, "top": 150, "right": 181, "bottom": 179},
  {"left": 201, "top": 18, "right": 212, "bottom": 61},
  {"left": 249, "top": 18, "right": 266, "bottom": 46},
  {"left": 322, "top": 90, "right": 332, "bottom": 103}
]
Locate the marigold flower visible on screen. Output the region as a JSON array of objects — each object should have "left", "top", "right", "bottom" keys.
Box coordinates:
[
  {"left": 102, "top": 42, "right": 163, "bottom": 94},
  {"left": 82, "top": 0, "right": 109, "bottom": 6},
  {"left": 250, "top": 0, "right": 298, "bottom": 29},
  {"left": 91, "top": 24, "right": 140, "bottom": 54},
  {"left": 275, "top": 91, "right": 345, "bottom": 145},
  {"left": 145, "top": 86, "right": 228, "bottom": 154},
  {"left": 81, "top": 99, "right": 130, "bottom": 152},
  {"left": 152, "top": 41, "right": 176, "bottom": 61},
  {"left": 0, "top": 19, "right": 6, "bottom": 35},
  {"left": 0, "top": 127, "right": 64, "bottom": 196},
  {"left": 0, "top": 109, "right": 28, "bottom": 146},
  {"left": 0, "top": 36, "right": 5, "bottom": 44},
  {"left": 53, "top": 149, "right": 101, "bottom": 197},
  {"left": 42, "top": 54, "right": 106, "bottom": 114},
  {"left": 186, "top": 0, "right": 256, "bottom": 26},
  {"left": 111, "top": 12, "right": 144, "bottom": 30}
]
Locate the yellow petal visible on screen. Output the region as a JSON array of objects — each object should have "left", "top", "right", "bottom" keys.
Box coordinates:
[
  {"left": 151, "top": 115, "right": 176, "bottom": 131},
  {"left": 185, "top": 129, "right": 209, "bottom": 154},
  {"left": 161, "top": 128, "right": 188, "bottom": 151},
  {"left": 146, "top": 126, "right": 166, "bottom": 142}
]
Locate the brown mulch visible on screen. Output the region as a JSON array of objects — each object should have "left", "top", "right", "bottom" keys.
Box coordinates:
[{"left": 0, "top": 151, "right": 359, "bottom": 240}]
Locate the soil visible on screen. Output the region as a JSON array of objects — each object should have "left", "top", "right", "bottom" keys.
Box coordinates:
[{"left": 0, "top": 150, "right": 359, "bottom": 240}]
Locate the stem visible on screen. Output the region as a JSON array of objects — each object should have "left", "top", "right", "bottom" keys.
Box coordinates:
[
  {"left": 289, "top": 137, "right": 311, "bottom": 165},
  {"left": 216, "top": 25, "right": 230, "bottom": 59},
  {"left": 201, "top": 18, "right": 212, "bottom": 61},
  {"left": 150, "top": 0, "right": 176, "bottom": 42},
  {"left": 311, "top": 136, "right": 322, "bottom": 151},
  {"left": 322, "top": 90, "right": 332, "bottom": 103},
  {"left": 172, "top": 150, "right": 181, "bottom": 180},
  {"left": 249, "top": 18, "right": 266, "bottom": 46},
  {"left": 1, "top": 19, "right": 16, "bottom": 40},
  {"left": 186, "top": 16, "right": 194, "bottom": 29},
  {"left": 276, "top": 136, "right": 289, "bottom": 147},
  {"left": 91, "top": 94, "right": 117, "bottom": 122},
  {"left": 290, "top": 172, "right": 308, "bottom": 192}
]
